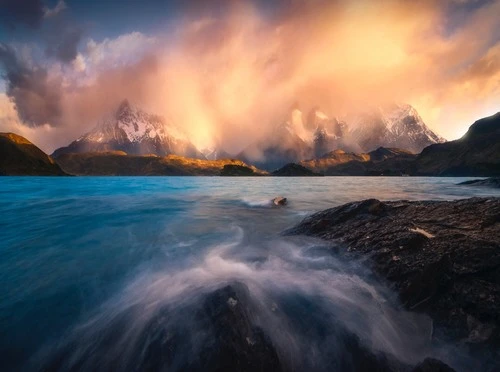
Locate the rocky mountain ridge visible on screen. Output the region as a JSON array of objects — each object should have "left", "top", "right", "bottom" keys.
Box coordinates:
[
  {"left": 52, "top": 100, "right": 204, "bottom": 159},
  {"left": 50, "top": 100, "right": 445, "bottom": 170},
  {"left": 240, "top": 103, "right": 445, "bottom": 170}
]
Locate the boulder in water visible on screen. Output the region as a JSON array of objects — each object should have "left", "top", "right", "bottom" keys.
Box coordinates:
[
  {"left": 272, "top": 197, "right": 287, "bottom": 206},
  {"left": 412, "top": 358, "right": 456, "bottom": 372}
]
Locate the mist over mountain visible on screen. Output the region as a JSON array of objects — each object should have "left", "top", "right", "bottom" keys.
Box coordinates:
[
  {"left": 239, "top": 102, "right": 444, "bottom": 170},
  {"left": 51, "top": 100, "right": 445, "bottom": 169},
  {"left": 52, "top": 100, "right": 204, "bottom": 159}
]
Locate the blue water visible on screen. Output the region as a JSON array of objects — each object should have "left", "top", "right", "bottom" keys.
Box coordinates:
[{"left": 0, "top": 177, "right": 498, "bottom": 371}]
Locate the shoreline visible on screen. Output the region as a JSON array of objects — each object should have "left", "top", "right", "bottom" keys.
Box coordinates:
[{"left": 287, "top": 197, "right": 500, "bottom": 369}]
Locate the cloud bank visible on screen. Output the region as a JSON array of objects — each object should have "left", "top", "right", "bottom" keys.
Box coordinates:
[{"left": 1, "top": 0, "right": 500, "bottom": 153}]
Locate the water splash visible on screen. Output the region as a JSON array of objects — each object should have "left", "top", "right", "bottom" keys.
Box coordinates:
[{"left": 33, "top": 226, "right": 459, "bottom": 371}]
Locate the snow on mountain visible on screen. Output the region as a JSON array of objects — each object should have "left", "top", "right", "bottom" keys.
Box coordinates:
[
  {"left": 201, "top": 147, "right": 233, "bottom": 160},
  {"left": 52, "top": 100, "right": 205, "bottom": 159},
  {"left": 52, "top": 99, "right": 445, "bottom": 169},
  {"left": 347, "top": 103, "right": 446, "bottom": 153},
  {"left": 239, "top": 102, "right": 445, "bottom": 169}
]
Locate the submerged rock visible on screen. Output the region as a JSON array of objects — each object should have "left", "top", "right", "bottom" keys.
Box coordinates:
[
  {"left": 458, "top": 177, "right": 500, "bottom": 188},
  {"left": 272, "top": 196, "right": 288, "bottom": 206},
  {"left": 287, "top": 197, "right": 500, "bottom": 366},
  {"left": 41, "top": 280, "right": 431, "bottom": 372},
  {"left": 191, "top": 283, "right": 283, "bottom": 372},
  {"left": 42, "top": 282, "right": 283, "bottom": 372},
  {"left": 412, "top": 358, "right": 456, "bottom": 372}
]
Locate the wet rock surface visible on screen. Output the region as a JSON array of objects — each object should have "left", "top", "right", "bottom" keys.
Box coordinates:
[
  {"left": 272, "top": 196, "right": 288, "bottom": 206},
  {"left": 287, "top": 197, "right": 500, "bottom": 367},
  {"left": 42, "top": 283, "right": 283, "bottom": 372},
  {"left": 42, "top": 280, "right": 456, "bottom": 372},
  {"left": 411, "top": 358, "right": 456, "bottom": 372},
  {"left": 189, "top": 284, "right": 283, "bottom": 372}
]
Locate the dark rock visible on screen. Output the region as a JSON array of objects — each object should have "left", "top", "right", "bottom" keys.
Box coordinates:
[
  {"left": 287, "top": 197, "right": 500, "bottom": 363},
  {"left": 412, "top": 358, "right": 456, "bottom": 372},
  {"left": 458, "top": 178, "right": 500, "bottom": 188},
  {"left": 272, "top": 163, "right": 323, "bottom": 176},
  {"left": 42, "top": 283, "right": 283, "bottom": 372},
  {"left": 272, "top": 196, "right": 287, "bottom": 206},
  {"left": 193, "top": 284, "right": 282, "bottom": 372}
]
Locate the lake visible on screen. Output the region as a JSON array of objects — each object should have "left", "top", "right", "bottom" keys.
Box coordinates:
[{"left": 1, "top": 177, "right": 498, "bottom": 371}]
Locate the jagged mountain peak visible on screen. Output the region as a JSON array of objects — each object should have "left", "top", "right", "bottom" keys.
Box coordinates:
[
  {"left": 52, "top": 102, "right": 204, "bottom": 159},
  {"left": 116, "top": 99, "right": 132, "bottom": 115},
  {"left": 345, "top": 102, "right": 445, "bottom": 153},
  {"left": 242, "top": 101, "right": 442, "bottom": 168}
]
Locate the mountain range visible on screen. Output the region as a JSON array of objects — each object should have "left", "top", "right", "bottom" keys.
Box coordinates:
[
  {"left": 238, "top": 103, "right": 445, "bottom": 170},
  {"left": 295, "top": 113, "right": 500, "bottom": 176},
  {"left": 1, "top": 101, "right": 498, "bottom": 177},
  {"left": 50, "top": 100, "right": 445, "bottom": 170},
  {"left": 52, "top": 100, "right": 204, "bottom": 159}
]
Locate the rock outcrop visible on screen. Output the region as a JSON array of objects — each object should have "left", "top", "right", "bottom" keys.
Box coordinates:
[
  {"left": 411, "top": 358, "right": 456, "bottom": 372},
  {"left": 43, "top": 283, "right": 283, "bottom": 372},
  {"left": 272, "top": 196, "right": 287, "bottom": 206},
  {"left": 287, "top": 197, "right": 500, "bottom": 368},
  {"left": 458, "top": 178, "right": 500, "bottom": 188}
]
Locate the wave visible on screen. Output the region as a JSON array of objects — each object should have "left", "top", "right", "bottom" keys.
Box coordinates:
[
  {"left": 31, "top": 226, "right": 468, "bottom": 371},
  {"left": 239, "top": 198, "right": 274, "bottom": 208}
]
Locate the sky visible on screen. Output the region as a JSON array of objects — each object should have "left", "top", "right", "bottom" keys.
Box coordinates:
[{"left": 0, "top": 0, "right": 499, "bottom": 153}]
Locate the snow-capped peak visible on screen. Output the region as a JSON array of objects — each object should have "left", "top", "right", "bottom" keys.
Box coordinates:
[
  {"left": 84, "top": 99, "right": 188, "bottom": 145},
  {"left": 57, "top": 100, "right": 206, "bottom": 159},
  {"left": 315, "top": 110, "right": 329, "bottom": 121},
  {"left": 379, "top": 103, "right": 445, "bottom": 143}
]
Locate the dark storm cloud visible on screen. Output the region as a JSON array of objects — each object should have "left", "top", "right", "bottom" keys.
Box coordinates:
[
  {"left": 44, "top": 22, "right": 83, "bottom": 63},
  {"left": 42, "top": 2, "right": 82, "bottom": 64},
  {"left": 0, "top": 0, "right": 81, "bottom": 63},
  {"left": 0, "top": 0, "right": 45, "bottom": 28},
  {"left": 0, "top": 43, "right": 62, "bottom": 127}
]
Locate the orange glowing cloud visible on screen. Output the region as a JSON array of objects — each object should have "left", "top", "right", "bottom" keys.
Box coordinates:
[{"left": 1, "top": 0, "right": 500, "bottom": 153}]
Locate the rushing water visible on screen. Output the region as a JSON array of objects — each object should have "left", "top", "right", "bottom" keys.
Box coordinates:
[{"left": 1, "top": 176, "right": 499, "bottom": 371}]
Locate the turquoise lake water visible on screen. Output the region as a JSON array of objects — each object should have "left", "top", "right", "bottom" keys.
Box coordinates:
[{"left": 1, "top": 176, "right": 498, "bottom": 371}]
